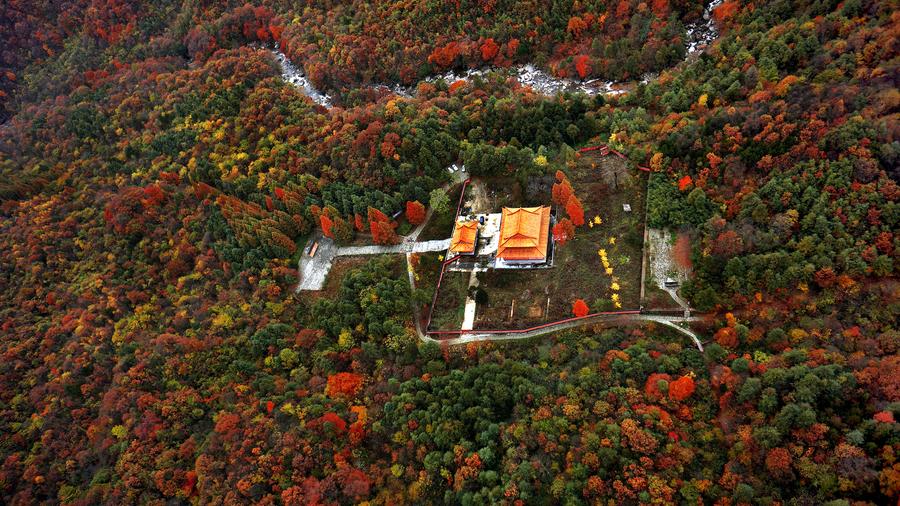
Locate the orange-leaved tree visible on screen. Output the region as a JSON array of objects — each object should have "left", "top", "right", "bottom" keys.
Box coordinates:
[
  {"left": 368, "top": 207, "right": 399, "bottom": 245},
  {"left": 552, "top": 172, "right": 574, "bottom": 206},
  {"left": 480, "top": 38, "right": 499, "bottom": 61},
  {"left": 406, "top": 200, "right": 426, "bottom": 225},
  {"left": 566, "top": 195, "right": 585, "bottom": 226},
  {"left": 320, "top": 214, "right": 335, "bottom": 239},
  {"left": 572, "top": 299, "right": 589, "bottom": 317},
  {"left": 574, "top": 55, "right": 591, "bottom": 79},
  {"left": 669, "top": 375, "right": 696, "bottom": 401},
  {"left": 326, "top": 372, "right": 364, "bottom": 398}
]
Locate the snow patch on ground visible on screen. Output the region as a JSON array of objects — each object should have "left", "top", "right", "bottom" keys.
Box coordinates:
[
  {"left": 296, "top": 235, "right": 337, "bottom": 291},
  {"left": 515, "top": 64, "right": 627, "bottom": 96},
  {"left": 371, "top": 83, "right": 413, "bottom": 99},
  {"left": 392, "top": 0, "right": 726, "bottom": 99}
]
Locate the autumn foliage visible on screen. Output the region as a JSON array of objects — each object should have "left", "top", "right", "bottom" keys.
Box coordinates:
[
  {"left": 574, "top": 55, "right": 591, "bottom": 80},
  {"left": 553, "top": 218, "right": 575, "bottom": 245},
  {"left": 0, "top": 0, "right": 897, "bottom": 503},
  {"left": 480, "top": 38, "right": 500, "bottom": 62},
  {"left": 668, "top": 375, "right": 696, "bottom": 401},
  {"left": 320, "top": 214, "right": 335, "bottom": 239},
  {"left": 565, "top": 195, "right": 585, "bottom": 226},
  {"left": 572, "top": 299, "right": 589, "bottom": 317},
  {"left": 405, "top": 200, "right": 426, "bottom": 225},
  {"left": 552, "top": 171, "right": 574, "bottom": 206},
  {"left": 712, "top": 1, "right": 741, "bottom": 25},
  {"left": 714, "top": 313, "right": 740, "bottom": 348},
  {"left": 326, "top": 372, "right": 364, "bottom": 398},
  {"left": 368, "top": 207, "right": 399, "bottom": 245},
  {"left": 429, "top": 42, "right": 461, "bottom": 68},
  {"left": 765, "top": 448, "right": 793, "bottom": 481},
  {"left": 552, "top": 171, "right": 585, "bottom": 227},
  {"left": 673, "top": 233, "right": 693, "bottom": 270}
]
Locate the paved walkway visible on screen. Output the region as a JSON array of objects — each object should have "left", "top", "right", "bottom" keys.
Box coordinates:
[
  {"left": 460, "top": 271, "right": 479, "bottom": 331},
  {"left": 296, "top": 168, "right": 465, "bottom": 292},
  {"left": 296, "top": 237, "right": 449, "bottom": 291},
  {"left": 296, "top": 234, "right": 337, "bottom": 291},
  {"left": 336, "top": 239, "right": 450, "bottom": 257},
  {"left": 420, "top": 313, "right": 704, "bottom": 350}
]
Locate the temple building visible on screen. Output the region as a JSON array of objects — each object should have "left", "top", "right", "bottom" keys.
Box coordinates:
[
  {"left": 447, "top": 205, "right": 553, "bottom": 269},
  {"left": 495, "top": 206, "right": 552, "bottom": 267},
  {"left": 449, "top": 220, "right": 479, "bottom": 255}
]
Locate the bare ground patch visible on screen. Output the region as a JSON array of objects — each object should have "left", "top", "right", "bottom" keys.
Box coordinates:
[{"left": 646, "top": 228, "right": 693, "bottom": 310}]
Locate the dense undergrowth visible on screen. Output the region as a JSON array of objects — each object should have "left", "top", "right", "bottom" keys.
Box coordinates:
[{"left": 0, "top": 0, "right": 897, "bottom": 503}]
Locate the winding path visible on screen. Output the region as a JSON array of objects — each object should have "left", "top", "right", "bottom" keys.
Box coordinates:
[
  {"left": 417, "top": 313, "right": 704, "bottom": 350},
  {"left": 292, "top": 171, "right": 707, "bottom": 349}
]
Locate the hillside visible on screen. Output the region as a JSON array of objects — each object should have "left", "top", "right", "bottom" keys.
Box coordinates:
[{"left": 0, "top": 0, "right": 898, "bottom": 504}]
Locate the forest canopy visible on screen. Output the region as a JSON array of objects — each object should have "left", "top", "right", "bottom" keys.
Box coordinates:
[{"left": 0, "top": 0, "right": 898, "bottom": 504}]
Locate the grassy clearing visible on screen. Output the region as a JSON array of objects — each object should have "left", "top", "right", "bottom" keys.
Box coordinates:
[
  {"left": 411, "top": 252, "right": 443, "bottom": 294},
  {"left": 472, "top": 154, "right": 646, "bottom": 330},
  {"left": 428, "top": 153, "right": 648, "bottom": 331},
  {"left": 430, "top": 271, "right": 469, "bottom": 330},
  {"left": 419, "top": 208, "right": 456, "bottom": 241},
  {"left": 643, "top": 278, "right": 682, "bottom": 309},
  {"left": 566, "top": 153, "right": 646, "bottom": 311},
  {"left": 419, "top": 182, "right": 466, "bottom": 241}
]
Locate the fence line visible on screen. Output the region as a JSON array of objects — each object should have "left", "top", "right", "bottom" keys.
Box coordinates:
[
  {"left": 578, "top": 144, "right": 652, "bottom": 172},
  {"left": 426, "top": 309, "right": 642, "bottom": 337},
  {"left": 423, "top": 178, "right": 471, "bottom": 331},
  {"left": 423, "top": 159, "right": 655, "bottom": 338},
  {"left": 425, "top": 254, "right": 462, "bottom": 331}
]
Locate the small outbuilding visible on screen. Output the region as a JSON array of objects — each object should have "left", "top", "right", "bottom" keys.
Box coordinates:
[{"left": 449, "top": 220, "right": 479, "bottom": 255}]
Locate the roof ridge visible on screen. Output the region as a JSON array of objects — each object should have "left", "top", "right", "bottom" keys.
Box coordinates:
[{"left": 497, "top": 206, "right": 550, "bottom": 261}]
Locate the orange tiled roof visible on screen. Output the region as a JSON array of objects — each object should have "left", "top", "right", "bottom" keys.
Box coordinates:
[
  {"left": 497, "top": 206, "right": 551, "bottom": 261},
  {"left": 450, "top": 220, "right": 478, "bottom": 253}
]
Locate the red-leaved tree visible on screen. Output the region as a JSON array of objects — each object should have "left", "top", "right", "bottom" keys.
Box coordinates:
[
  {"left": 565, "top": 195, "right": 585, "bottom": 226},
  {"left": 480, "top": 38, "right": 499, "bottom": 61},
  {"left": 574, "top": 55, "right": 591, "bottom": 79},
  {"left": 326, "top": 372, "right": 364, "bottom": 398},
  {"left": 406, "top": 200, "right": 426, "bottom": 225},
  {"left": 553, "top": 218, "right": 575, "bottom": 245},
  {"left": 572, "top": 299, "right": 589, "bottom": 317}
]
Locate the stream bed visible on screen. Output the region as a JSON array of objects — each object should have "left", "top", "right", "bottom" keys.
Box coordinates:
[{"left": 274, "top": 0, "right": 723, "bottom": 108}]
